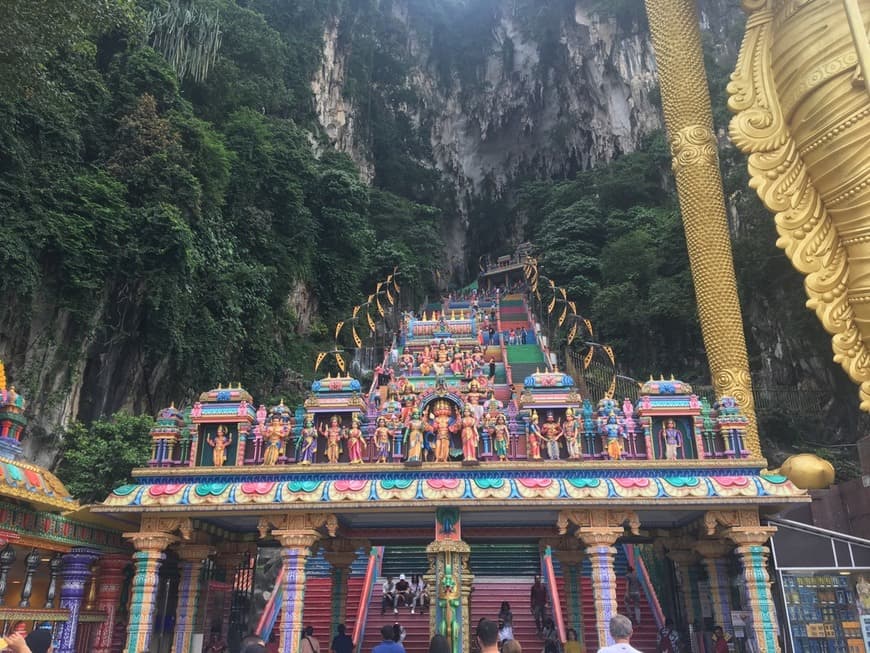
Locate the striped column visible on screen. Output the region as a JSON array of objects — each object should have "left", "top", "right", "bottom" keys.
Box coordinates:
[
  {"left": 554, "top": 549, "right": 586, "bottom": 643},
  {"left": 172, "top": 545, "right": 215, "bottom": 653},
  {"left": 124, "top": 533, "right": 177, "bottom": 653},
  {"left": 694, "top": 540, "right": 733, "bottom": 636},
  {"left": 577, "top": 528, "right": 623, "bottom": 649},
  {"left": 729, "top": 528, "right": 779, "bottom": 653},
  {"left": 323, "top": 549, "right": 358, "bottom": 635},
  {"left": 55, "top": 547, "right": 100, "bottom": 653},
  {"left": 274, "top": 530, "right": 321, "bottom": 653},
  {"left": 91, "top": 554, "right": 130, "bottom": 653}
]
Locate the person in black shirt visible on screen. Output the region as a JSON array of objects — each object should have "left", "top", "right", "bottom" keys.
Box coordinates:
[
  {"left": 393, "top": 574, "right": 411, "bottom": 613},
  {"left": 330, "top": 624, "right": 353, "bottom": 653}
]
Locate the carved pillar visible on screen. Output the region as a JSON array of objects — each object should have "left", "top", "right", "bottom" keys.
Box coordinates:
[
  {"left": 323, "top": 540, "right": 366, "bottom": 635},
  {"left": 18, "top": 548, "right": 40, "bottom": 606},
  {"left": 558, "top": 510, "right": 639, "bottom": 650},
  {"left": 55, "top": 547, "right": 101, "bottom": 653},
  {"left": 553, "top": 548, "right": 586, "bottom": 643},
  {"left": 426, "top": 539, "right": 472, "bottom": 653},
  {"left": 123, "top": 532, "right": 178, "bottom": 653},
  {"left": 172, "top": 545, "right": 215, "bottom": 653},
  {"left": 44, "top": 552, "right": 63, "bottom": 608},
  {"left": 727, "top": 527, "right": 779, "bottom": 653},
  {"left": 92, "top": 554, "right": 131, "bottom": 653},
  {"left": 642, "top": 0, "right": 759, "bottom": 454},
  {"left": 694, "top": 540, "right": 733, "bottom": 637},
  {"left": 259, "top": 513, "right": 337, "bottom": 653},
  {"left": 578, "top": 528, "right": 623, "bottom": 648},
  {"left": 0, "top": 543, "right": 15, "bottom": 602}
]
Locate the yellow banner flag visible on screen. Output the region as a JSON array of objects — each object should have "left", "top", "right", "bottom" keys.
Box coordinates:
[
  {"left": 558, "top": 305, "right": 568, "bottom": 327},
  {"left": 605, "top": 376, "right": 616, "bottom": 399},
  {"left": 567, "top": 321, "right": 578, "bottom": 344},
  {"left": 559, "top": 287, "right": 567, "bottom": 300},
  {"left": 386, "top": 288, "right": 394, "bottom": 305},
  {"left": 334, "top": 321, "right": 344, "bottom": 340},
  {"left": 335, "top": 353, "right": 346, "bottom": 373},
  {"left": 367, "top": 311, "right": 376, "bottom": 334},
  {"left": 376, "top": 296, "right": 384, "bottom": 317},
  {"left": 352, "top": 305, "right": 361, "bottom": 319},
  {"left": 568, "top": 300, "right": 577, "bottom": 315},
  {"left": 583, "top": 348, "right": 594, "bottom": 369},
  {"left": 314, "top": 352, "right": 327, "bottom": 372},
  {"left": 352, "top": 326, "right": 362, "bottom": 348},
  {"left": 603, "top": 345, "right": 615, "bottom": 365},
  {"left": 547, "top": 294, "right": 556, "bottom": 314},
  {"left": 548, "top": 278, "right": 555, "bottom": 289},
  {"left": 584, "top": 319, "right": 593, "bottom": 337}
]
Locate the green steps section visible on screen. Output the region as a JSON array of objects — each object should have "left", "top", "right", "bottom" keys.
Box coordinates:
[
  {"left": 468, "top": 543, "right": 542, "bottom": 577},
  {"left": 382, "top": 544, "right": 542, "bottom": 578},
  {"left": 506, "top": 345, "right": 546, "bottom": 364},
  {"left": 509, "top": 362, "right": 544, "bottom": 383},
  {"left": 499, "top": 298, "right": 525, "bottom": 307}
]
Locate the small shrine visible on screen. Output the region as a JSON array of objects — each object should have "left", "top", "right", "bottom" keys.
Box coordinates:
[{"left": 0, "top": 363, "right": 127, "bottom": 651}]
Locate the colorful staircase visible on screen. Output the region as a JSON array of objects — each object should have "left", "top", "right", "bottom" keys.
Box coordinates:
[
  {"left": 285, "top": 544, "right": 659, "bottom": 653},
  {"left": 500, "top": 295, "right": 548, "bottom": 382}
]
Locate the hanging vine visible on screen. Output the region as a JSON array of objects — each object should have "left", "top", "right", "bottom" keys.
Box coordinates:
[{"left": 146, "top": 0, "right": 222, "bottom": 83}]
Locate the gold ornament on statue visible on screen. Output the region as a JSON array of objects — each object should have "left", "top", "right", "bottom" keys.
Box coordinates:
[{"left": 729, "top": 0, "right": 870, "bottom": 411}]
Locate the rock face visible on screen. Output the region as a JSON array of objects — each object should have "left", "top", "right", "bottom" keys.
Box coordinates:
[{"left": 311, "top": 0, "right": 666, "bottom": 272}]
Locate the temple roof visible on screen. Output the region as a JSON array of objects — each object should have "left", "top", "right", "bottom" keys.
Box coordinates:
[{"left": 0, "top": 456, "right": 78, "bottom": 511}]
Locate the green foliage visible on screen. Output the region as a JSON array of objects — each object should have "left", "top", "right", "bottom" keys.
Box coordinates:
[
  {"left": 521, "top": 133, "right": 701, "bottom": 376},
  {"left": 57, "top": 413, "right": 155, "bottom": 503}
]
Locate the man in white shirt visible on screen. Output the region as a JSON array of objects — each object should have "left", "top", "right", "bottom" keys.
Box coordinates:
[
  {"left": 597, "top": 615, "right": 643, "bottom": 653},
  {"left": 381, "top": 576, "right": 395, "bottom": 615}
]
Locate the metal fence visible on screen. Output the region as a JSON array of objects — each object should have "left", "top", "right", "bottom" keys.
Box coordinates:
[{"left": 569, "top": 352, "right": 823, "bottom": 415}]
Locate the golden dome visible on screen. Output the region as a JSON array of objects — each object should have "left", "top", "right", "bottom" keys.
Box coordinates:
[{"left": 772, "top": 453, "right": 836, "bottom": 490}]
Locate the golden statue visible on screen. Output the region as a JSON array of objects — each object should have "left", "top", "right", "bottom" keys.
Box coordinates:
[
  {"left": 207, "top": 425, "right": 231, "bottom": 467},
  {"left": 729, "top": 0, "right": 870, "bottom": 411}
]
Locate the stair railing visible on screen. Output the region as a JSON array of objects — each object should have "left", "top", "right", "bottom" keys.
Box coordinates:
[
  {"left": 353, "top": 545, "right": 385, "bottom": 653},
  {"left": 541, "top": 546, "right": 566, "bottom": 643},
  {"left": 625, "top": 544, "right": 665, "bottom": 630},
  {"left": 256, "top": 564, "right": 285, "bottom": 642},
  {"left": 523, "top": 295, "right": 552, "bottom": 372}
]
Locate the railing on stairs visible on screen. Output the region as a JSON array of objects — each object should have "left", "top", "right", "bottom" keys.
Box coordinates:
[
  {"left": 625, "top": 544, "right": 665, "bottom": 630},
  {"left": 523, "top": 295, "right": 552, "bottom": 372},
  {"left": 353, "top": 546, "right": 385, "bottom": 653},
  {"left": 256, "top": 564, "right": 285, "bottom": 642},
  {"left": 541, "top": 546, "right": 566, "bottom": 643}
]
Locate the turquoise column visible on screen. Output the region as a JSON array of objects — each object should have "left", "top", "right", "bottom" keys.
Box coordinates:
[{"left": 124, "top": 534, "right": 175, "bottom": 653}]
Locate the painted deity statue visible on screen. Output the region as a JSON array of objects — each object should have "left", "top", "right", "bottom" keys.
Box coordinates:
[
  {"left": 428, "top": 403, "right": 457, "bottom": 463},
  {"left": 320, "top": 415, "right": 344, "bottom": 464},
  {"left": 459, "top": 406, "right": 479, "bottom": 462},
  {"left": 659, "top": 419, "right": 683, "bottom": 460},
  {"left": 540, "top": 411, "right": 563, "bottom": 460},
  {"left": 527, "top": 412, "right": 542, "bottom": 460},
  {"left": 346, "top": 414, "right": 365, "bottom": 464},
  {"left": 400, "top": 383, "right": 417, "bottom": 423},
  {"left": 374, "top": 416, "right": 391, "bottom": 463},
  {"left": 563, "top": 407, "right": 581, "bottom": 460},
  {"left": 582, "top": 399, "right": 596, "bottom": 456},
  {"left": 404, "top": 409, "right": 426, "bottom": 463},
  {"left": 492, "top": 413, "right": 510, "bottom": 461},
  {"left": 262, "top": 415, "right": 288, "bottom": 465},
  {"left": 296, "top": 414, "right": 318, "bottom": 464},
  {"left": 207, "top": 425, "right": 231, "bottom": 466},
  {"left": 603, "top": 412, "right": 623, "bottom": 460}
]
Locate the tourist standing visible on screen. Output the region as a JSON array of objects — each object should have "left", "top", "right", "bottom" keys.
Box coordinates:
[
  {"left": 657, "top": 618, "right": 681, "bottom": 653},
  {"left": 623, "top": 566, "right": 642, "bottom": 625},
  {"left": 373, "top": 625, "right": 405, "bottom": 653},
  {"left": 595, "top": 616, "right": 642, "bottom": 653},
  {"left": 564, "top": 629, "right": 583, "bottom": 653},
  {"left": 331, "top": 625, "right": 353, "bottom": 653},
  {"left": 381, "top": 575, "right": 396, "bottom": 615},
  {"left": 498, "top": 601, "right": 514, "bottom": 642},
  {"left": 530, "top": 575, "right": 548, "bottom": 634},
  {"left": 477, "top": 619, "right": 500, "bottom": 653},
  {"left": 300, "top": 626, "right": 320, "bottom": 653}
]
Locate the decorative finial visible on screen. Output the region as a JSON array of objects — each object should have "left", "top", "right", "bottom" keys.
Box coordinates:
[
  {"left": 0, "top": 361, "right": 6, "bottom": 392},
  {"left": 659, "top": 374, "right": 664, "bottom": 381},
  {"left": 218, "top": 383, "right": 222, "bottom": 389},
  {"left": 170, "top": 401, "right": 175, "bottom": 409},
  {"left": 670, "top": 374, "right": 675, "bottom": 381}
]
